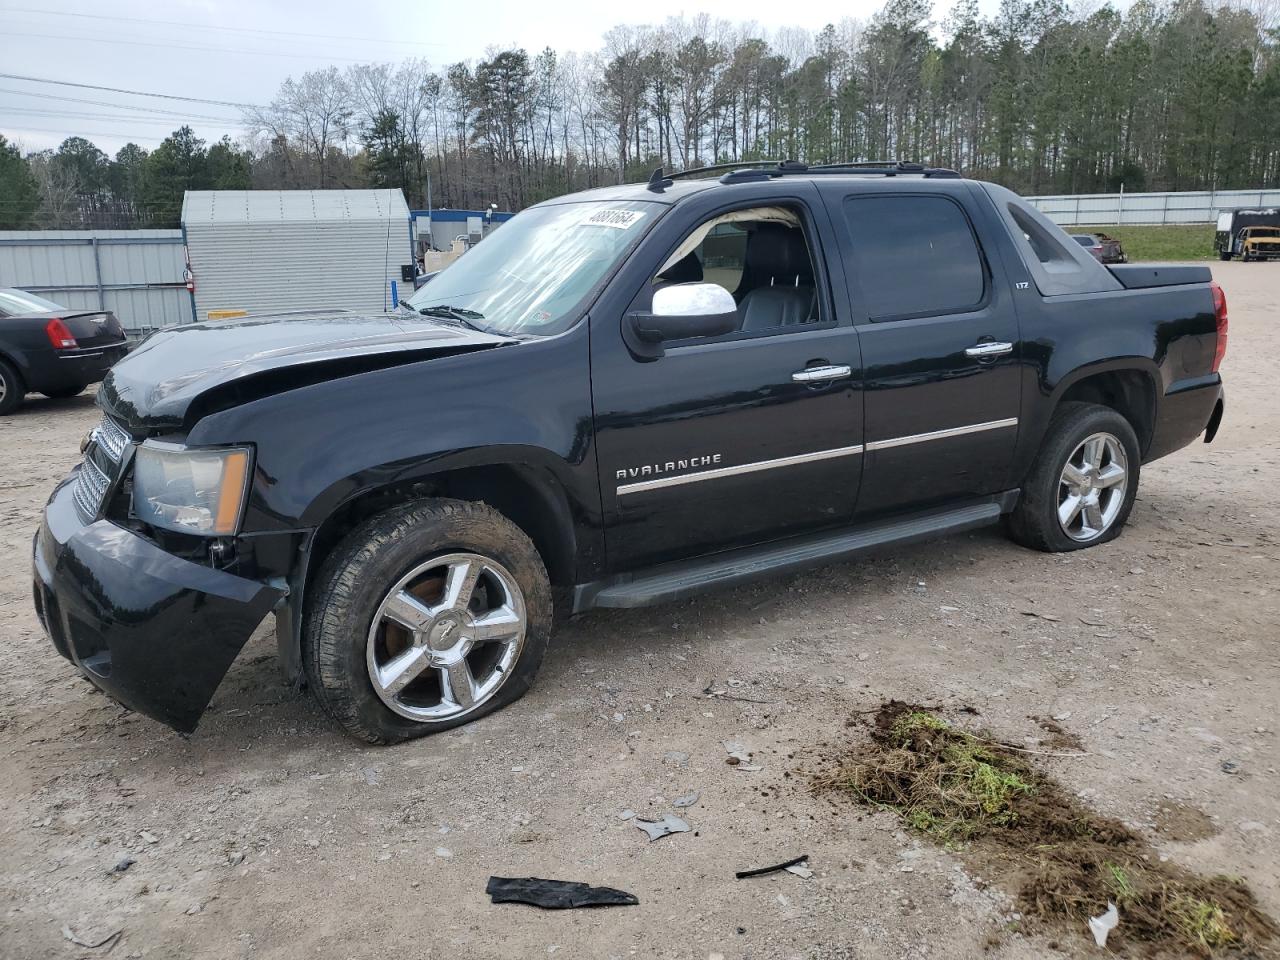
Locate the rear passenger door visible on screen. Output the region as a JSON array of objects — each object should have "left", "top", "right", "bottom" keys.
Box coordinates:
[{"left": 826, "top": 186, "right": 1022, "bottom": 519}]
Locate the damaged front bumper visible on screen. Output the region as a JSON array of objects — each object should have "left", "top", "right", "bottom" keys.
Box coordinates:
[{"left": 32, "top": 474, "right": 284, "bottom": 734}]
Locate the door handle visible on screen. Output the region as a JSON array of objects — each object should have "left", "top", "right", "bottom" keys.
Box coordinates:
[
  {"left": 792, "top": 364, "right": 852, "bottom": 383},
  {"left": 964, "top": 341, "right": 1014, "bottom": 358}
]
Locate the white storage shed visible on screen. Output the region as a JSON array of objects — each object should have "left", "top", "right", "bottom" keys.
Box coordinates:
[{"left": 181, "top": 189, "right": 413, "bottom": 321}]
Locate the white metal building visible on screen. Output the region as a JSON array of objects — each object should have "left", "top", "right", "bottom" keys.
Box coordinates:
[{"left": 182, "top": 189, "right": 413, "bottom": 321}]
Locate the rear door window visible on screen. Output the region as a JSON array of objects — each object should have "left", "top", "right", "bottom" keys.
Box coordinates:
[{"left": 842, "top": 196, "right": 986, "bottom": 322}]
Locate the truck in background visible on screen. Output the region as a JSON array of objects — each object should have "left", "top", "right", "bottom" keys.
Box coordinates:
[{"left": 1215, "top": 207, "right": 1280, "bottom": 260}]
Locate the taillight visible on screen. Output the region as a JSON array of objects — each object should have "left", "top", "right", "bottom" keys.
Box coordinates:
[
  {"left": 45, "top": 317, "right": 77, "bottom": 350},
  {"left": 1210, "top": 281, "right": 1228, "bottom": 372}
]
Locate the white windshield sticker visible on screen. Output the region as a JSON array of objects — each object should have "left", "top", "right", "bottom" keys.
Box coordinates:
[{"left": 580, "top": 208, "right": 646, "bottom": 230}]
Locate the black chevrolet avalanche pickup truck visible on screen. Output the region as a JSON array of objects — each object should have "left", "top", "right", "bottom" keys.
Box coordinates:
[{"left": 32, "top": 162, "right": 1227, "bottom": 743}]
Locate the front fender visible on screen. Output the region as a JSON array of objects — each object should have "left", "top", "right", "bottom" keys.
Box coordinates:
[{"left": 182, "top": 331, "right": 601, "bottom": 685}]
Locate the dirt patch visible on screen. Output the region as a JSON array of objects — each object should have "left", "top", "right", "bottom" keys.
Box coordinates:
[
  {"left": 1156, "top": 801, "right": 1220, "bottom": 843},
  {"left": 1031, "top": 715, "right": 1086, "bottom": 753},
  {"left": 816, "top": 702, "right": 1279, "bottom": 957}
]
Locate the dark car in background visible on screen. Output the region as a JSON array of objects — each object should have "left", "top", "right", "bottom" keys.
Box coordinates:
[
  {"left": 1070, "top": 233, "right": 1127, "bottom": 264},
  {"left": 0, "top": 288, "right": 128, "bottom": 415}
]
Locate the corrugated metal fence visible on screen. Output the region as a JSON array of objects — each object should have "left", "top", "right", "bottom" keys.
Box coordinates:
[
  {"left": 0, "top": 230, "right": 190, "bottom": 335},
  {"left": 1026, "top": 188, "right": 1280, "bottom": 226}
]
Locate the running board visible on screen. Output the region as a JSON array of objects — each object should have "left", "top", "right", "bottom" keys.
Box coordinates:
[{"left": 574, "top": 494, "right": 1015, "bottom": 612}]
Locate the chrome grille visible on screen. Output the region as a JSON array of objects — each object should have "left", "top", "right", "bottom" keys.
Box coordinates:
[
  {"left": 71, "top": 416, "right": 132, "bottom": 522},
  {"left": 71, "top": 455, "right": 112, "bottom": 522},
  {"left": 92, "top": 416, "right": 131, "bottom": 463}
]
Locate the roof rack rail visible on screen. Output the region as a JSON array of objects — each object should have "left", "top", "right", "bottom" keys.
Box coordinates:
[
  {"left": 648, "top": 160, "right": 785, "bottom": 190},
  {"left": 719, "top": 159, "right": 962, "bottom": 183},
  {"left": 646, "top": 159, "right": 961, "bottom": 191}
]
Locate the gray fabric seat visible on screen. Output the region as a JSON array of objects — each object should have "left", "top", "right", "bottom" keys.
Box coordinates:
[{"left": 737, "top": 224, "right": 816, "bottom": 332}]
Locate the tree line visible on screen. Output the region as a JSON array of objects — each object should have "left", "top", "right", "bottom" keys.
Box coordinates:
[{"left": 2, "top": 0, "right": 1278, "bottom": 231}]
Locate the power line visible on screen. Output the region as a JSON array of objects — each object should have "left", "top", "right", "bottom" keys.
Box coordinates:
[
  {"left": 1, "top": 107, "right": 241, "bottom": 126},
  {"left": 1, "top": 124, "right": 171, "bottom": 143},
  {"left": 0, "top": 86, "right": 243, "bottom": 122},
  {"left": 2, "top": 7, "right": 449, "bottom": 50},
  {"left": 0, "top": 73, "right": 259, "bottom": 109},
  {"left": 4, "top": 29, "right": 393, "bottom": 64}
]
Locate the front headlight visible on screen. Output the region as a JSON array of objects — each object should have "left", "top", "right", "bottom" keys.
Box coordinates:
[{"left": 132, "top": 441, "right": 252, "bottom": 536}]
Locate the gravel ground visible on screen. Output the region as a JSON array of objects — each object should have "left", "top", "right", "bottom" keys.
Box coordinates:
[{"left": 1, "top": 261, "right": 1276, "bottom": 960}]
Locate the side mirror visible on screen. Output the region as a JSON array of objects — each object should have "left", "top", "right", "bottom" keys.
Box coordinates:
[{"left": 625, "top": 283, "right": 739, "bottom": 358}]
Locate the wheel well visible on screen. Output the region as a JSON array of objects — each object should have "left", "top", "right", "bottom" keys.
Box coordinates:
[
  {"left": 1058, "top": 369, "right": 1156, "bottom": 453},
  {"left": 303, "top": 465, "right": 576, "bottom": 598},
  {"left": 0, "top": 349, "right": 24, "bottom": 380}
]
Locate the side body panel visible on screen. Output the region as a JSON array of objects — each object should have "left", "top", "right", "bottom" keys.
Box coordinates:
[
  {"left": 587, "top": 180, "right": 867, "bottom": 572},
  {"left": 968, "top": 186, "right": 1221, "bottom": 478},
  {"left": 818, "top": 179, "right": 1024, "bottom": 519}
]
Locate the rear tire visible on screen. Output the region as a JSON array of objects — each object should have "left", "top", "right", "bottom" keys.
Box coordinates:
[
  {"left": 0, "top": 359, "right": 24, "bottom": 415},
  {"left": 303, "top": 498, "right": 553, "bottom": 744},
  {"left": 1006, "top": 402, "right": 1141, "bottom": 553},
  {"left": 41, "top": 384, "right": 86, "bottom": 400},
  {"left": 1219, "top": 251, "right": 1231, "bottom": 262}
]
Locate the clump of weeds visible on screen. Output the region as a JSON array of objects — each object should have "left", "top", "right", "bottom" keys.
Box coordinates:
[{"left": 814, "top": 700, "right": 1278, "bottom": 957}]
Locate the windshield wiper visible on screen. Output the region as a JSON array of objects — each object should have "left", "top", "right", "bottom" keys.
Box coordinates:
[{"left": 413, "top": 303, "right": 495, "bottom": 335}]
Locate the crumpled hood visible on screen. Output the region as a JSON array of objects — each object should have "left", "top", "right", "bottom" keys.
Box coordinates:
[{"left": 99, "top": 310, "right": 512, "bottom": 430}]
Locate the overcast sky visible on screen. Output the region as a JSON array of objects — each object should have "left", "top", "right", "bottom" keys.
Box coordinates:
[{"left": 1, "top": 0, "right": 1001, "bottom": 156}]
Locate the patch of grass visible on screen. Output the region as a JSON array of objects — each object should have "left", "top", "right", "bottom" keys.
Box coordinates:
[
  {"left": 815, "top": 701, "right": 1279, "bottom": 957},
  {"left": 890, "top": 710, "right": 950, "bottom": 743},
  {"left": 823, "top": 703, "right": 1038, "bottom": 842},
  {"left": 1077, "top": 223, "right": 1216, "bottom": 262},
  {"left": 1169, "top": 894, "right": 1238, "bottom": 949},
  {"left": 941, "top": 739, "right": 1034, "bottom": 822},
  {"left": 1104, "top": 862, "right": 1136, "bottom": 904}
]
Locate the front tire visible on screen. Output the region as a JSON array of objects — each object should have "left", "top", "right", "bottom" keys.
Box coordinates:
[
  {"left": 0, "top": 359, "right": 24, "bottom": 415},
  {"left": 303, "top": 499, "right": 553, "bottom": 743},
  {"left": 1219, "top": 251, "right": 1231, "bottom": 262},
  {"left": 1006, "top": 402, "right": 1140, "bottom": 553}
]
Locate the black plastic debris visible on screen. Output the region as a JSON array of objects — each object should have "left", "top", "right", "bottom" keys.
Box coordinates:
[
  {"left": 486, "top": 876, "right": 639, "bottom": 909},
  {"left": 735, "top": 854, "right": 810, "bottom": 880}
]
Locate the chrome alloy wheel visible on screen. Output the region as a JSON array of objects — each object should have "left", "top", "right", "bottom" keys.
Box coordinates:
[
  {"left": 366, "top": 552, "right": 526, "bottom": 722},
  {"left": 1057, "top": 432, "right": 1128, "bottom": 542}
]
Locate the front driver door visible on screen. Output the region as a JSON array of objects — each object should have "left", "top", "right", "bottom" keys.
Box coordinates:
[{"left": 590, "top": 187, "right": 865, "bottom": 573}]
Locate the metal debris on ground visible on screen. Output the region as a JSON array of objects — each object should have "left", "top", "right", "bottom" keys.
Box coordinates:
[
  {"left": 486, "top": 876, "right": 639, "bottom": 909},
  {"left": 61, "top": 926, "right": 122, "bottom": 950},
  {"left": 785, "top": 862, "right": 814, "bottom": 879},
  {"left": 1089, "top": 901, "right": 1120, "bottom": 947},
  {"left": 110, "top": 856, "right": 135, "bottom": 874},
  {"left": 673, "top": 790, "right": 700, "bottom": 808},
  {"left": 1020, "top": 610, "right": 1062, "bottom": 621},
  {"left": 723, "top": 740, "right": 762, "bottom": 771},
  {"left": 634, "top": 814, "right": 690, "bottom": 841},
  {"left": 735, "top": 854, "right": 810, "bottom": 880}
]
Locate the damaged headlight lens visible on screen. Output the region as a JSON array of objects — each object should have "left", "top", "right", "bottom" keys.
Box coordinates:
[{"left": 132, "top": 441, "right": 253, "bottom": 536}]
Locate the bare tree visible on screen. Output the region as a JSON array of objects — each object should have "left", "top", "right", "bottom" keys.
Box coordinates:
[{"left": 248, "top": 66, "right": 352, "bottom": 187}]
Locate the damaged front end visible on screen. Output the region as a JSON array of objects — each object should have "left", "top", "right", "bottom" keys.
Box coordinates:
[
  {"left": 30, "top": 310, "right": 516, "bottom": 733},
  {"left": 33, "top": 471, "right": 284, "bottom": 733}
]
